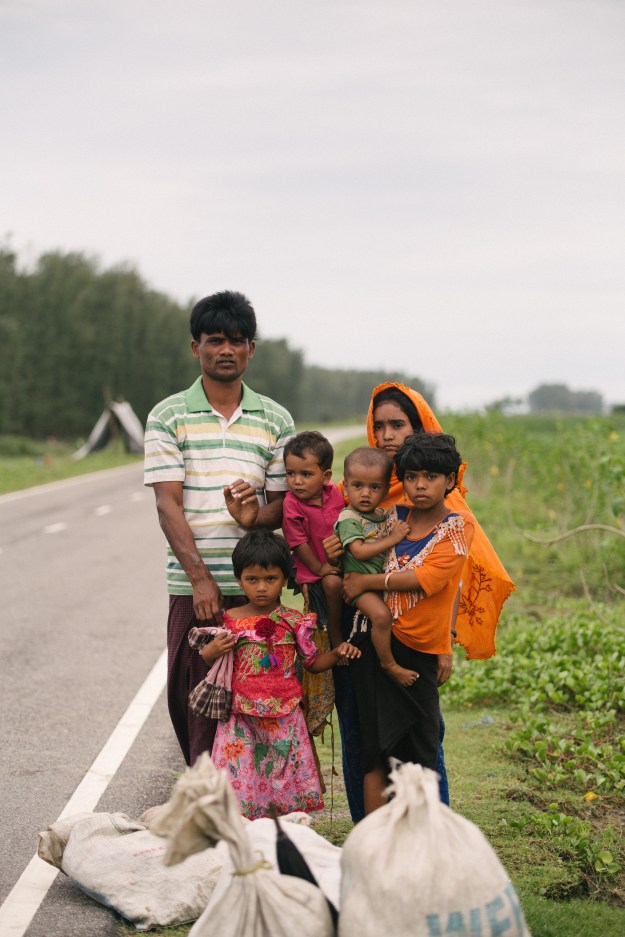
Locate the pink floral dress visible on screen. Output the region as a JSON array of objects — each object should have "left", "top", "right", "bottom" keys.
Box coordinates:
[{"left": 210, "top": 605, "right": 324, "bottom": 819}]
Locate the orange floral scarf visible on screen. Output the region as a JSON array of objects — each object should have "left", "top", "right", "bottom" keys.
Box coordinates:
[{"left": 364, "top": 381, "right": 515, "bottom": 659}]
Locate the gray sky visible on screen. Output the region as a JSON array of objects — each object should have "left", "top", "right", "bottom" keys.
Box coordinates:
[{"left": 2, "top": 0, "right": 624, "bottom": 410}]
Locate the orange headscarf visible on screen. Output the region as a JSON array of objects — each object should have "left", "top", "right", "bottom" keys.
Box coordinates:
[{"left": 365, "top": 382, "right": 515, "bottom": 659}]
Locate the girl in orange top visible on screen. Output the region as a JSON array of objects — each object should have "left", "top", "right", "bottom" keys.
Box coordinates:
[{"left": 343, "top": 432, "right": 475, "bottom": 813}]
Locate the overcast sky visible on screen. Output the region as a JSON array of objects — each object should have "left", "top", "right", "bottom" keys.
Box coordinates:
[{"left": 2, "top": 0, "right": 624, "bottom": 410}]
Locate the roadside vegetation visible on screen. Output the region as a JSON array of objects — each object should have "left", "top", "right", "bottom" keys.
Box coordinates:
[
  {"left": 4, "top": 413, "right": 623, "bottom": 936},
  {"left": 0, "top": 435, "right": 140, "bottom": 495}
]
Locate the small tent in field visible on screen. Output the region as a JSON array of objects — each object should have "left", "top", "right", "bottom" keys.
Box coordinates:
[{"left": 73, "top": 401, "right": 144, "bottom": 460}]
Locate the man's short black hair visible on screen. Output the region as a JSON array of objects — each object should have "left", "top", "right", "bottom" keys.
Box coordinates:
[
  {"left": 190, "top": 291, "right": 257, "bottom": 342},
  {"left": 395, "top": 433, "right": 462, "bottom": 487},
  {"left": 231, "top": 530, "right": 292, "bottom": 579},
  {"left": 344, "top": 447, "right": 393, "bottom": 485},
  {"left": 284, "top": 431, "right": 334, "bottom": 472}
]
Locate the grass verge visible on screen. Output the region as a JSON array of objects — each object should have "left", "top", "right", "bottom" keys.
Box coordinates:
[{"left": 0, "top": 437, "right": 140, "bottom": 494}]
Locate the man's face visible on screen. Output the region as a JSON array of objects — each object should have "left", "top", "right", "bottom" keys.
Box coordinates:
[{"left": 191, "top": 331, "right": 254, "bottom": 383}]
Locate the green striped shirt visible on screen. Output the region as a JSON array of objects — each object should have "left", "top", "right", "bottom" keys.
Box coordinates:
[{"left": 144, "top": 377, "right": 295, "bottom": 595}]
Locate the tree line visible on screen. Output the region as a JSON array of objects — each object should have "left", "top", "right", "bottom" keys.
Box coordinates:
[{"left": 0, "top": 249, "right": 433, "bottom": 440}]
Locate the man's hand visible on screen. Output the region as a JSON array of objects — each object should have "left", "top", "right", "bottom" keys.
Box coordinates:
[
  {"left": 319, "top": 562, "right": 341, "bottom": 578},
  {"left": 193, "top": 579, "right": 224, "bottom": 624},
  {"left": 224, "top": 479, "right": 260, "bottom": 528},
  {"left": 437, "top": 653, "right": 453, "bottom": 686}
]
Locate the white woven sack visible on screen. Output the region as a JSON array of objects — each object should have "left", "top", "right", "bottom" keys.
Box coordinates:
[
  {"left": 155, "top": 753, "right": 335, "bottom": 937},
  {"left": 246, "top": 816, "right": 341, "bottom": 910},
  {"left": 339, "top": 762, "right": 531, "bottom": 937},
  {"left": 38, "top": 809, "right": 341, "bottom": 930},
  {"left": 38, "top": 812, "right": 228, "bottom": 931},
  {"left": 189, "top": 865, "right": 333, "bottom": 937}
]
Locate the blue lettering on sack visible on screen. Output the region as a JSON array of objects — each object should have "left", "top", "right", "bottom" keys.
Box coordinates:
[
  {"left": 486, "top": 896, "right": 511, "bottom": 936},
  {"left": 424, "top": 884, "right": 524, "bottom": 936},
  {"left": 504, "top": 883, "right": 524, "bottom": 933}
]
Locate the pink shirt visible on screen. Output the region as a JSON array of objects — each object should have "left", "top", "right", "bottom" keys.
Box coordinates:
[{"left": 282, "top": 484, "right": 345, "bottom": 583}]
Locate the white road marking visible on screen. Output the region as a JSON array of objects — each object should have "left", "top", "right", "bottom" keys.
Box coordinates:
[
  {"left": 94, "top": 504, "right": 112, "bottom": 516},
  {"left": 43, "top": 522, "right": 68, "bottom": 534},
  {"left": 0, "top": 649, "right": 167, "bottom": 937}
]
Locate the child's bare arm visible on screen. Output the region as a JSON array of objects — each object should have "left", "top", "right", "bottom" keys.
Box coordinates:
[
  {"left": 293, "top": 542, "right": 340, "bottom": 578},
  {"left": 346, "top": 518, "right": 410, "bottom": 562},
  {"left": 305, "top": 642, "right": 361, "bottom": 672}
]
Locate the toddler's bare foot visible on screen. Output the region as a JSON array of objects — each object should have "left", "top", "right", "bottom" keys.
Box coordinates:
[{"left": 383, "top": 661, "right": 419, "bottom": 687}]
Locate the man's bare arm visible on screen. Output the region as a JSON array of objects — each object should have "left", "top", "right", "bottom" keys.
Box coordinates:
[{"left": 153, "top": 480, "right": 223, "bottom": 622}]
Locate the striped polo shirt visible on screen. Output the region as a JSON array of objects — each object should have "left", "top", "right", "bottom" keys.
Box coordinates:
[{"left": 144, "top": 377, "right": 295, "bottom": 595}]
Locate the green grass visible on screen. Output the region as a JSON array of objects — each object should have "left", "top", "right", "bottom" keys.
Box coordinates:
[
  {"left": 0, "top": 436, "right": 140, "bottom": 494},
  {"left": 442, "top": 707, "right": 625, "bottom": 937}
]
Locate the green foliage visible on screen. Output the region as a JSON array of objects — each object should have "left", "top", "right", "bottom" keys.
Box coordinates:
[
  {"left": 298, "top": 365, "right": 434, "bottom": 423},
  {"left": 448, "top": 611, "right": 625, "bottom": 903},
  {"left": 0, "top": 247, "right": 433, "bottom": 439},
  {"left": 444, "top": 411, "right": 625, "bottom": 606},
  {"left": 507, "top": 806, "right": 622, "bottom": 896},
  {"left": 450, "top": 610, "right": 625, "bottom": 716}
]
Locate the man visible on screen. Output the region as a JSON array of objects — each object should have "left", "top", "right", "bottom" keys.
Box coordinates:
[{"left": 144, "top": 290, "right": 295, "bottom": 765}]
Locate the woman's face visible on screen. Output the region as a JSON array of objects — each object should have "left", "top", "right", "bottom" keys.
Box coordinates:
[{"left": 372, "top": 401, "right": 415, "bottom": 458}]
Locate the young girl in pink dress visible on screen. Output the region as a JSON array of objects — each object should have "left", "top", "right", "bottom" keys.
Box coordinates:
[{"left": 199, "top": 530, "right": 361, "bottom": 820}]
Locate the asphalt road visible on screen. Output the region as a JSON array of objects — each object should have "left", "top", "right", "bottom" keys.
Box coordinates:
[
  {"left": 0, "top": 425, "right": 364, "bottom": 936},
  {"left": 0, "top": 464, "right": 185, "bottom": 936}
]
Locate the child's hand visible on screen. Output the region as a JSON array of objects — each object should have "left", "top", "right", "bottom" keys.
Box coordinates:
[
  {"left": 334, "top": 641, "right": 362, "bottom": 666},
  {"left": 322, "top": 533, "right": 344, "bottom": 564},
  {"left": 224, "top": 479, "right": 260, "bottom": 528},
  {"left": 388, "top": 519, "right": 411, "bottom": 545},
  {"left": 319, "top": 562, "right": 341, "bottom": 578},
  {"left": 200, "top": 632, "right": 236, "bottom": 663}
]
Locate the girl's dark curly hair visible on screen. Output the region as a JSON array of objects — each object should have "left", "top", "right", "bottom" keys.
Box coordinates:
[{"left": 395, "top": 432, "right": 462, "bottom": 490}]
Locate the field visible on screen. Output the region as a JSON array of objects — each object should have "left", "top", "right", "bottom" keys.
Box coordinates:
[{"left": 3, "top": 414, "right": 624, "bottom": 936}]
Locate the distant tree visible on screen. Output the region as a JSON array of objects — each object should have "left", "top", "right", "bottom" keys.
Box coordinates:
[
  {"left": 0, "top": 247, "right": 25, "bottom": 435},
  {"left": 528, "top": 384, "right": 603, "bottom": 415},
  {"left": 298, "top": 367, "right": 434, "bottom": 423},
  {"left": 486, "top": 395, "right": 526, "bottom": 415},
  {"left": 0, "top": 247, "right": 435, "bottom": 439},
  {"left": 247, "top": 338, "right": 305, "bottom": 421}
]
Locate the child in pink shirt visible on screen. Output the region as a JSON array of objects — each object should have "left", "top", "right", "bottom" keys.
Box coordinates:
[{"left": 281, "top": 432, "right": 345, "bottom": 649}]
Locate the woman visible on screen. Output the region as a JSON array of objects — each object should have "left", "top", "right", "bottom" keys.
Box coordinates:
[{"left": 329, "top": 382, "right": 515, "bottom": 818}]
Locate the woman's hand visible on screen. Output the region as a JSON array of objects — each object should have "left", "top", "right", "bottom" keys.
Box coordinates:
[
  {"left": 322, "top": 533, "right": 344, "bottom": 564},
  {"left": 224, "top": 479, "right": 260, "bottom": 528},
  {"left": 342, "top": 572, "right": 368, "bottom": 603},
  {"left": 200, "top": 632, "right": 236, "bottom": 664},
  {"left": 437, "top": 653, "right": 453, "bottom": 686}
]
